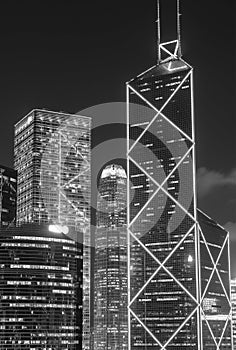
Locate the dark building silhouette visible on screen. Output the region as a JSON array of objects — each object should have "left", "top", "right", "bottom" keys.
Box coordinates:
[
  {"left": 93, "top": 164, "right": 128, "bottom": 350},
  {"left": 0, "top": 224, "right": 83, "bottom": 349},
  {"left": 0, "top": 165, "right": 17, "bottom": 227}
]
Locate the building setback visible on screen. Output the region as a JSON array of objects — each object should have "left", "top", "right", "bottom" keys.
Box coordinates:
[
  {"left": 0, "top": 224, "right": 83, "bottom": 349},
  {"left": 13, "top": 109, "right": 91, "bottom": 349},
  {"left": 93, "top": 164, "right": 128, "bottom": 350},
  {"left": 198, "top": 210, "right": 232, "bottom": 349},
  {"left": 0, "top": 165, "right": 17, "bottom": 227},
  {"left": 126, "top": 1, "right": 232, "bottom": 349}
]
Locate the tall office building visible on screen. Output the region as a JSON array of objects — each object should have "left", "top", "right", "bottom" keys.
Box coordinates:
[
  {"left": 0, "top": 224, "right": 83, "bottom": 349},
  {"left": 127, "top": 1, "right": 232, "bottom": 349},
  {"left": 93, "top": 164, "right": 128, "bottom": 350},
  {"left": 14, "top": 109, "right": 90, "bottom": 228},
  {"left": 0, "top": 165, "right": 17, "bottom": 227},
  {"left": 14, "top": 109, "right": 91, "bottom": 349},
  {"left": 231, "top": 279, "right": 236, "bottom": 348}
]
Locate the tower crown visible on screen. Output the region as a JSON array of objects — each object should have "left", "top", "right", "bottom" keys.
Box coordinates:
[{"left": 101, "top": 164, "right": 127, "bottom": 179}]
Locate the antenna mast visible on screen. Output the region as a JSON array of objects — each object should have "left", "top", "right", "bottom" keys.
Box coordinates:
[
  {"left": 156, "top": 0, "right": 161, "bottom": 64},
  {"left": 177, "top": 0, "right": 182, "bottom": 57},
  {"left": 156, "top": 0, "right": 183, "bottom": 63}
]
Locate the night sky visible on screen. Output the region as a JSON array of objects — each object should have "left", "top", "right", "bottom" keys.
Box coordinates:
[{"left": 0, "top": 1, "right": 235, "bottom": 274}]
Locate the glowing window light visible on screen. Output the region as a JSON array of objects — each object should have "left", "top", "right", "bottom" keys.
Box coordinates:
[
  {"left": 188, "top": 255, "right": 193, "bottom": 263},
  {"left": 48, "top": 225, "right": 69, "bottom": 235}
]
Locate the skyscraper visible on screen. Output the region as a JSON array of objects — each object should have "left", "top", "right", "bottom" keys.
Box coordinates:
[
  {"left": 0, "top": 165, "right": 17, "bottom": 227},
  {"left": 14, "top": 109, "right": 90, "bottom": 229},
  {"left": 231, "top": 279, "right": 236, "bottom": 348},
  {"left": 0, "top": 224, "right": 83, "bottom": 349},
  {"left": 93, "top": 164, "right": 128, "bottom": 350},
  {"left": 126, "top": 1, "right": 232, "bottom": 349},
  {"left": 14, "top": 109, "right": 91, "bottom": 349}
]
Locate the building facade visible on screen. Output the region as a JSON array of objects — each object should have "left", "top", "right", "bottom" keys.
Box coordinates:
[
  {"left": 127, "top": 41, "right": 199, "bottom": 350},
  {"left": 198, "top": 210, "right": 232, "bottom": 349},
  {"left": 0, "top": 165, "right": 17, "bottom": 227},
  {"left": 93, "top": 164, "right": 128, "bottom": 350},
  {"left": 231, "top": 279, "right": 236, "bottom": 348},
  {"left": 0, "top": 224, "right": 83, "bottom": 349},
  {"left": 14, "top": 109, "right": 91, "bottom": 349},
  {"left": 14, "top": 109, "right": 90, "bottom": 229},
  {"left": 126, "top": 2, "right": 232, "bottom": 349}
]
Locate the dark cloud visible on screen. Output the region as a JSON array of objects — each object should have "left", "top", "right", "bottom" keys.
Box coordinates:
[{"left": 197, "top": 167, "right": 236, "bottom": 198}]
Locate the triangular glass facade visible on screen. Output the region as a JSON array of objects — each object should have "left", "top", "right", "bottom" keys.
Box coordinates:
[
  {"left": 127, "top": 57, "right": 232, "bottom": 349},
  {"left": 127, "top": 57, "right": 199, "bottom": 350},
  {"left": 198, "top": 211, "right": 232, "bottom": 349}
]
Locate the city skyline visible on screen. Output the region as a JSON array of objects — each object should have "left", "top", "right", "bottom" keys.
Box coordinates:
[
  {"left": 0, "top": 0, "right": 235, "bottom": 349},
  {"left": 0, "top": 0, "right": 235, "bottom": 275}
]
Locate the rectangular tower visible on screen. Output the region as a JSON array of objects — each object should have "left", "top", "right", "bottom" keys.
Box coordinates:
[
  {"left": 14, "top": 109, "right": 91, "bottom": 349},
  {"left": 14, "top": 109, "right": 91, "bottom": 228},
  {"left": 0, "top": 165, "right": 17, "bottom": 227},
  {"left": 126, "top": 1, "right": 232, "bottom": 349},
  {"left": 93, "top": 165, "right": 128, "bottom": 350}
]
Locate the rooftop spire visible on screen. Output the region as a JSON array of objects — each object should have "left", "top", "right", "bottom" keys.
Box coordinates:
[
  {"left": 156, "top": 0, "right": 161, "bottom": 64},
  {"left": 177, "top": 0, "right": 182, "bottom": 58},
  {"left": 156, "top": 0, "right": 183, "bottom": 64}
]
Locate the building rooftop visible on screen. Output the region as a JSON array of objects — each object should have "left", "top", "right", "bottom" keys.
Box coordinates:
[
  {"left": 128, "top": 58, "right": 190, "bottom": 84},
  {"left": 101, "top": 164, "right": 127, "bottom": 179}
]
